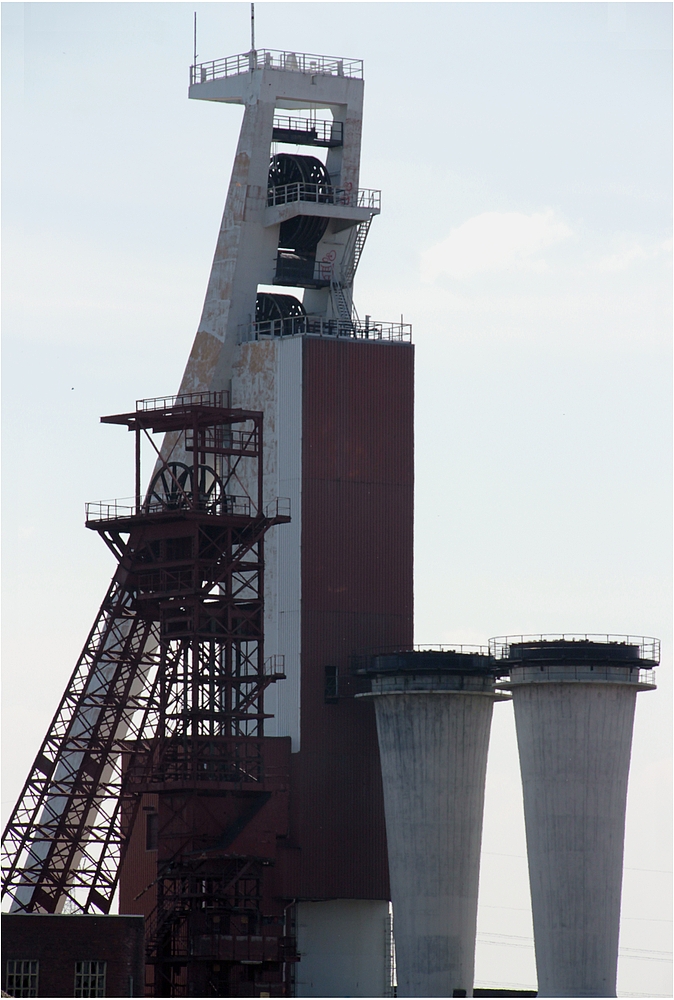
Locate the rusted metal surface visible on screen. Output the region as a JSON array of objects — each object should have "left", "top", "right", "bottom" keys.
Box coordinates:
[
  {"left": 282, "top": 337, "right": 415, "bottom": 900},
  {"left": 3, "top": 393, "right": 298, "bottom": 996}
]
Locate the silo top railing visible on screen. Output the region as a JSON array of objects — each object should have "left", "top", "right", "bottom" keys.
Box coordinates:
[{"left": 489, "top": 634, "right": 660, "bottom": 665}]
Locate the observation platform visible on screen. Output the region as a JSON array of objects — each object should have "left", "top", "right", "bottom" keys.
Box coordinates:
[
  {"left": 265, "top": 184, "right": 379, "bottom": 229},
  {"left": 191, "top": 50, "right": 363, "bottom": 87},
  {"left": 240, "top": 315, "right": 412, "bottom": 344},
  {"left": 188, "top": 49, "right": 364, "bottom": 108}
]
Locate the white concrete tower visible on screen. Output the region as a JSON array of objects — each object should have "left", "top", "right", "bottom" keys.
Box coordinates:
[
  {"left": 356, "top": 649, "right": 509, "bottom": 998},
  {"left": 159, "top": 49, "right": 410, "bottom": 997},
  {"left": 492, "top": 635, "right": 659, "bottom": 998}
]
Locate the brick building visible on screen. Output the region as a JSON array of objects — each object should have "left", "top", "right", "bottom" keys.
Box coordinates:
[{"left": 2, "top": 914, "right": 144, "bottom": 997}]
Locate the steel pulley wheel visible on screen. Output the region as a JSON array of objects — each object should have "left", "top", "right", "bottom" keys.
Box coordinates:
[
  {"left": 268, "top": 153, "right": 331, "bottom": 252},
  {"left": 268, "top": 152, "right": 331, "bottom": 191},
  {"left": 255, "top": 293, "right": 306, "bottom": 336},
  {"left": 146, "top": 462, "right": 225, "bottom": 511}
]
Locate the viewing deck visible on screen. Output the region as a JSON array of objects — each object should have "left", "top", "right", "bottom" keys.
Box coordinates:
[
  {"left": 190, "top": 49, "right": 363, "bottom": 86},
  {"left": 267, "top": 183, "right": 380, "bottom": 212}
]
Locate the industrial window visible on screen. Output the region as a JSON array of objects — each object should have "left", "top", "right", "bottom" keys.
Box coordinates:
[
  {"left": 74, "top": 960, "right": 107, "bottom": 997},
  {"left": 324, "top": 665, "right": 338, "bottom": 703},
  {"left": 5, "top": 960, "right": 39, "bottom": 998},
  {"left": 146, "top": 811, "right": 159, "bottom": 851}
]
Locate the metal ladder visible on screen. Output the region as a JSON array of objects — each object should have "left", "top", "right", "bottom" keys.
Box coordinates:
[
  {"left": 342, "top": 216, "right": 373, "bottom": 288},
  {"left": 331, "top": 281, "right": 353, "bottom": 324}
]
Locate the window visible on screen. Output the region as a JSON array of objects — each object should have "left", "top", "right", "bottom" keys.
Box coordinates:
[
  {"left": 74, "top": 961, "right": 107, "bottom": 998},
  {"left": 6, "top": 960, "right": 38, "bottom": 998},
  {"left": 324, "top": 665, "right": 338, "bottom": 703},
  {"left": 146, "top": 811, "right": 159, "bottom": 851}
]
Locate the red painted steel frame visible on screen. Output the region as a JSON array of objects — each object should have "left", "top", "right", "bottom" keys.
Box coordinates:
[{"left": 2, "top": 392, "right": 295, "bottom": 997}]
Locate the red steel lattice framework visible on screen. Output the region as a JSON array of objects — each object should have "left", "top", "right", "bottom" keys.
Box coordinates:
[{"left": 2, "top": 391, "right": 297, "bottom": 996}]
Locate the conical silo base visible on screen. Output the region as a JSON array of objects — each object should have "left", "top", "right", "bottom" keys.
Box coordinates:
[
  {"left": 371, "top": 688, "right": 499, "bottom": 998},
  {"left": 494, "top": 636, "right": 658, "bottom": 998}
]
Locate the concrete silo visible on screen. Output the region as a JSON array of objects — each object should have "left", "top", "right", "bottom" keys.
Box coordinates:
[
  {"left": 491, "top": 634, "right": 659, "bottom": 998},
  {"left": 355, "top": 647, "right": 509, "bottom": 998}
]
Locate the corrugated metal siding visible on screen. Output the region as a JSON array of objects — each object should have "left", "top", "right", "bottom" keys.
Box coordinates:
[
  {"left": 286, "top": 337, "right": 414, "bottom": 901},
  {"left": 275, "top": 336, "right": 303, "bottom": 750},
  {"left": 119, "top": 793, "right": 158, "bottom": 919}
]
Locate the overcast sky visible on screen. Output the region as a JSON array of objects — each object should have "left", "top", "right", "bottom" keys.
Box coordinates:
[{"left": 2, "top": 3, "right": 672, "bottom": 995}]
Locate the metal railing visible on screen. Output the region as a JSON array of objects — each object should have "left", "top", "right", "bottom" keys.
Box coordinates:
[
  {"left": 185, "top": 427, "right": 258, "bottom": 454},
  {"left": 241, "top": 315, "right": 412, "bottom": 344},
  {"left": 267, "top": 182, "right": 380, "bottom": 212},
  {"left": 501, "top": 664, "right": 657, "bottom": 687},
  {"left": 86, "top": 494, "right": 290, "bottom": 523},
  {"left": 489, "top": 634, "right": 661, "bottom": 665},
  {"left": 274, "top": 254, "right": 333, "bottom": 287},
  {"left": 355, "top": 643, "right": 490, "bottom": 657},
  {"left": 264, "top": 497, "right": 291, "bottom": 520},
  {"left": 86, "top": 498, "right": 136, "bottom": 521},
  {"left": 191, "top": 50, "right": 363, "bottom": 86},
  {"left": 86, "top": 494, "right": 250, "bottom": 521},
  {"left": 136, "top": 390, "right": 230, "bottom": 412},
  {"left": 273, "top": 115, "right": 343, "bottom": 146},
  {"left": 263, "top": 655, "right": 286, "bottom": 677}
]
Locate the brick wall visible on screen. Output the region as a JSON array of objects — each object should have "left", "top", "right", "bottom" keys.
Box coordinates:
[{"left": 2, "top": 914, "right": 144, "bottom": 997}]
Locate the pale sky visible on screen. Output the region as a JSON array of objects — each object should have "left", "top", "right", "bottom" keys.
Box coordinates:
[{"left": 2, "top": 3, "right": 672, "bottom": 995}]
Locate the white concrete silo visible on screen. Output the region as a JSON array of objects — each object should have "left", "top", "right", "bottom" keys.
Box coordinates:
[
  {"left": 356, "top": 648, "right": 509, "bottom": 998},
  {"left": 492, "top": 634, "right": 658, "bottom": 998}
]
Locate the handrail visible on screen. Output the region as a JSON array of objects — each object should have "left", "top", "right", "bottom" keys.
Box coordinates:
[
  {"left": 86, "top": 495, "right": 291, "bottom": 523},
  {"left": 240, "top": 315, "right": 411, "bottom": 344},
  {"left": 489, "top": 633, "right": 661, "bottom": 665},
  {"left": 500, "top": 664, "right": 657, "bottom": 687},
  {"left": 191, "top": 50, "right": 363, "bottom": 86},
  {"left": 267, "top": 182, "right": 380, "bottom": 212},
  {"left": 136, "top": 391, "right": 230, "bottom": 412},
  {"left": 355, "top": 644, "right": 490, "bottom": 657},
  {"left": 275, "top": 254, "right": 334, "bottom": 287},
  {"left": 273, "top": 115, "right": 343, "bottom": 146}
]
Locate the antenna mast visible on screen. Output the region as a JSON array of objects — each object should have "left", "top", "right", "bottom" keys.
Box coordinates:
[
  {"left": 193, "top": 11, "right": 197, "bottom": 67},
  {"left": 251, "top": 3, "right": 255, "bottom": 52}
]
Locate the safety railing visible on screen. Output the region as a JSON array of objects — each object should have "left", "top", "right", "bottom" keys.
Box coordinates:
[
  {"left": 263, "top": 655, "right": 286, "bottom": 677},
  {"left": 191, "top": 49, "right": 363, "bottom": 86},
  {"left": 136, "top": 390, "right": 230, "bottom": 412},
  {"left": 273, "top": 115, "right": 343, "bottom": 147},
  {"left": 87, "top": 494, "right": 290, "bottom": 523},
  {"left": 355, "top": 643, "right": 490, "bottom": 658},
  {"left": 265, "top": 497, "right": 291, "bottom": 520},
  {"left": 274, "top": 254, "right": 333, "bottom": 287},
  {"left": 501, "top": 664, "right": 657, "bottom": 687},
  {"left": 267, "top": 182, "right": 380, "bottom": 212},
  {"left": 86, "top": 494, "right": 254, "bottom": 521},
  {"left": 85, "top": 499, "right": 135, "bottom": 521},
  {"left": 489, "top": 634, "right": 661, "bottom": 665},
  {"left": 240, "top": 315, "right": 412, "bottom": 344},
  {"left": 185, "top": 427, "right": 258, "bottom": 455}
]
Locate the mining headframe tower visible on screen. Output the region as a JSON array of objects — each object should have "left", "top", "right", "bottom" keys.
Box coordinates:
[{"left": 2, "top": 45, "right": 413, "bottom": 998}]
